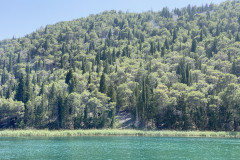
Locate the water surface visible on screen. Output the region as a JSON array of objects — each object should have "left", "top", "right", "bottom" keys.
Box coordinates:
[{"left": 0, "top": 136, "right": 239, "bottom": 160}]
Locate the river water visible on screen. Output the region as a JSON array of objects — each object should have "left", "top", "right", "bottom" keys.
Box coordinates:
[{"left": 0, "top": 136, "right": 239, "bottom": 160}]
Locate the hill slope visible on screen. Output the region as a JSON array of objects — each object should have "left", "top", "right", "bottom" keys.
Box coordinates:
[{"left": 0, "top": 0, "right": 240, "bottom": 131}]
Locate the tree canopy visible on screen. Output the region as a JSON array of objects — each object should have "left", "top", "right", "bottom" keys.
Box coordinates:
[{"left": 0, "top": 1, "right": 240, "bottom": 131}]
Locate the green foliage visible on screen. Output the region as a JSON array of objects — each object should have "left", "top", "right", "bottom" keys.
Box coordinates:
[{"left": 1, "top": 1, "right": 240, "bottom": 131}]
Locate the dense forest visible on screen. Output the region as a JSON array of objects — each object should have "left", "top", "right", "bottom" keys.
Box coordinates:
[{"left": 1, "top": 0, "right": 240, "bottom": 131}]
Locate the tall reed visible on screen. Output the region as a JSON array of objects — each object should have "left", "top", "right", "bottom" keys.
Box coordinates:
[{"left": 0, "top": 129, "right": 239, "bottom": 138}]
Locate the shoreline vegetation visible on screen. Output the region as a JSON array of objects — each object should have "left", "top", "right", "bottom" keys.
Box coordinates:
[{"left": 0, "top": 129, "right": 240, "bottom": 138}]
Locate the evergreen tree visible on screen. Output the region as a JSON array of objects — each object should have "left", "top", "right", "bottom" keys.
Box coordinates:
[
  {"left": 172, "top": 28, "right": 177, "bottom": 42},
  {"left": 6, "top": 85, "right": 12, "bottom": 99},
  {"left": 216, "top": 25, "right": 220, "bottom": 36},
  {"left": 99, "top": 73, "right": 107, "bottom": 94},
  {"left": 200, "top": 30, "right": 203, "bottom": 41},
  {"left": 57, "top": 93, "right": 68, "bottom": 129},
  {"left": 211, "top": 38, "right": 218, "bottom": 54},
  {"left": 1, "top": 68, "right": 6, "bottom": 85},
  {"left": 112, "top": 48, "right": 116, "bottom": 62},
  {"left": 39, "top": 82, "right": 45, "bottom": 96},
  {"left": 236, "top": 33, "right": 240, "bottom": 42},
  {"left": 107, "top": 83, "right": 116, "bottom": 102},
  {"left": 65, "top": 69, "right": 73, "bottom": 84},
  {"left": 164, "top": 38, "right": 169, "bottom": 50},
  {"left": 84, "top": 106, "right": 89, "bottom": 128},
  {"left": 150, "top": 41, "right": 156, "bottom": 55},
  {"left": 15, "top": 74, "right": 25, "bottom": 102},
  {"left": 34, "top": 105, "right": 44, "bottom": 129},
  {"left": 103, "top": 60, "right": 109, "bottom": 74},
  {"left": 88, "top": 72, "right": 92, "bottom": 85},
  {"left": 82, "top": 58, "right": 87, "bottom": 74},
  {"left": 161, "top": 47, "right": 166, "bottom": 57},
  {"left": 157, "top": 40, "right": 161, "bottom": 52},
  {"left": 24, "top": 73, "right": 32, "bottom": 103},
  {"left": 108, "top": 29, "right": 112, "bottom": 39},
  {"left": 17, "top": 52, "right": 21, "bottom": 64},
  {"left": 69, "top": 76, "right": 77, "bottom": 93},
  {"left": 110, "top": 106, "right": 116, "bottom": 128},
  {"left": 8, "top": 52, "right": 13, "bottom": 72},
  {"left": 191, "top": 39, "right": 197, "bottom": 52},
  {"left": 232, "top": 59, "right": 237, "bottom": 75}
]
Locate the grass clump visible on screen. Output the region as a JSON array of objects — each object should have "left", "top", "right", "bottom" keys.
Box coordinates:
[{"left": 0, "top": 129, "right": 240, "bottom": 138}]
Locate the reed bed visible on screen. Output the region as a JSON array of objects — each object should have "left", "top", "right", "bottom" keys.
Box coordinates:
[{"left": 0, "top": 129, "right": 240, "bottom": 138}]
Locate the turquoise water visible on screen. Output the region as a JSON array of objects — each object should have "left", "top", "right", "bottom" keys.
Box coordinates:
[{"left": 0, "top": 136, "right": 240, "bottom": 160}]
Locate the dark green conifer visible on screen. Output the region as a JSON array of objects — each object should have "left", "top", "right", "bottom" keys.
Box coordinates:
[
  {"left": 161, "top": 47, "right": 166, "bottom": 57},
  {"left": 17, "top": 52, "right": 21, "bottom": 63},
  {"left": 164, "top": 38, "right": 169, "bottom": 50},
  {"left": 191, "top": 39, "right": 197, "bottom": 52},
  {"left": 15, "top": 74, "right": 25, "bottom": 102},
  {"left": 65, "top": 69, "right": 73, "bottom": 84},
  {"left": 99, "top": 73, "right": 107, "bottom": 94},
  {"left": 107, "top": 83, "right": 116, "bottom": 102}
]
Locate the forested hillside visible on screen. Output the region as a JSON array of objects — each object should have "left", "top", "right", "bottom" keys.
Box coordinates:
[{"left": 1, "top": 0, "right": 240, "bottom": 131}]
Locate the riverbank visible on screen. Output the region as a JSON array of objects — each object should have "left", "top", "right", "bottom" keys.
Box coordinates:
[{"left": 0, "top": 129, "right": 240, "bottom": 138}]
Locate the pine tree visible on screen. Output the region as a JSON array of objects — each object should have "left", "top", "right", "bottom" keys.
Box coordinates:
[
  {"left": 139, "top": 42, "right": 142, "bottom": 51},
  {"left": 108, "top": 29, "right": 112, "bottom": 39},
  {"left": 91, "top": 60, "right": 95, "bottom": 72},
  {"left": 141, "top": 78, "right": 146, "bottom": 123},
  {"left": 65, "top": 69, "right": 73, "bottom": 84},
  {"left": 24, "top": 101, "right": 35, "bottom": 127},
  {"left": 99, "top": 73, "right": 107, "bottom": 94},
  {"left": 24, "top": 73, "right": 32, "bottom": 103},
  {"left": 34, "top": 105, "right": 44, "bottom": 129},
  {"left": 172, "top": 28, "right": 177, "bottom": 42},
  {"left": 110, "top": 106, "right": 116, "bottom": 128},
  {"left": 157, "top": 40, "right": 161, "bottom": 52},
  {"left": 112, "top": 48, "right": 116, "bottom": 62},
  {"left": 211, "top": 38, "right": 218, "bottom": 54},
  {"left": 186, "top": 64, "right": 192, "bottom": 86},
  {"left": 103, "top": 60, "right": 109, "bottom": 74},
  {"left": 150, "top": 41, "right": 156, "bottom": 55},
  {"left": 6, "top": 85, "right": 12, "bottom": 99},
  {"left": 84, "top": 33, "right": 88, "bottom": 43},
  {"left": 236, "top": 33, "right": 240, "bottom": 42},
  {"left": 95, "top": 51, "right": 101, "bottom": 65},
  {"left": 60, "top": 56, "right": 64, "bottom": 69},
  {"left": 216, "top": 25, "right": 220, "bottom": 36},
  {"left": 88, "top": 72, "right": 92, "bottom": 85},
  {"left": 8, "top": 52, "right": 13, "bottom": 72},
  {"left": 161, "top": 47, "right": 166, "bottom": 57},
  {"left": 57, "top": 93, "right": 68, "bottom": 129},
  {"left": 164, "top": 38, "right": 169, "bottom": 50},
  {"left": 1, "top": 68, "right": 6, "bottom": 85},
  {"left": 200, "top": 30, "right": 203, "bottom": 41},
  {"left": 15, "top": 74, "right": 25, "bottom": 102},
  {"left": 107, "top": 83, "right": 116, "bottom": 102},
  {"left": 84, "top": 106, "right": 89, "bottom": 128},
  {"left": 17, "top": 52, "right": 21, "bottom": 63},
  {"left": 82, "top": 58, "right": 88, "bottom": 74},
  {"left": 69, "top": 76, "right": 77, "bottom": 93},
  {"left": 191, "top": 39, "right": 197, "bottom": 52},
  {"left": 49, "top": 83, "right": 57, "bottom": 103},
  {"left": 61, "top": 43, "right": 66, "bottom": 55},
  {"left": 232, "top": 59, "right": 237, "bottom": 75},
  {"left": 39, "top": 82, "right": 45, "bottom": 96}
]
